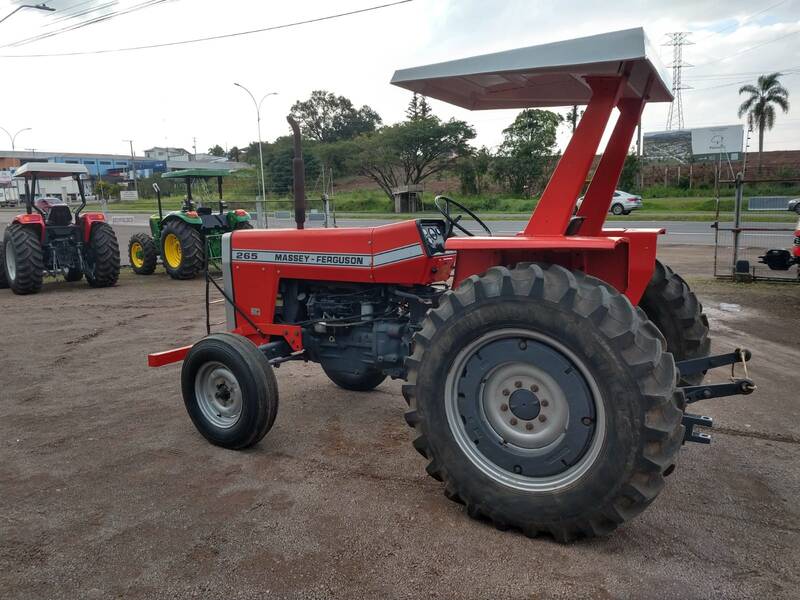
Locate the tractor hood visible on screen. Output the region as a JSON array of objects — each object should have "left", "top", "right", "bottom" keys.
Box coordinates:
[{"left": 390, "top": 27, "right": 671, "bottom": 110}]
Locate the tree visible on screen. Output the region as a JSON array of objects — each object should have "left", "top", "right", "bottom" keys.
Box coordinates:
[
  {"left": 492, "top": 109, "right": 562, "bottom": 195},
  {"left": 350, "top": 116, "right": 475, "bottom": 200},
  {"left": 566, "top": 105, "right": 584, "bottom": 133},
  {"left": 406, "top": 92, "right": 433, "bottom": 121},
  {"left": 290, "top": 90, "right": 382, "bottom": 143},
  {"left": 208, "top": 144, "right": 225, "bottom": 157},
  {"left": 738, "top": 73, "right": 790, "bottom": 172},
  {"left": 456, "top": 146, "right": 493, "bottom": 195},
  {"left": 618, "top": 153, "right": 641, "bottom": 191},
  {"left": 227, "top": 146, "right": 241, "bottom": 161}
]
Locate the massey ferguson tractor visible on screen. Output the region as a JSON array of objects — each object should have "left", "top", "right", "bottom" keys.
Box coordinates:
[
  {"left": 149, "top": 28, "right": 756, "bottom": 541},
  {"left": 0, "top": 163, "right": 120, "bottom": 294}
]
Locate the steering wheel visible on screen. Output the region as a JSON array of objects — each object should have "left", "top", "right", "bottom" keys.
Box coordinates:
[{"left": 434, "top": 195, "right": 492, "bottom": 238}]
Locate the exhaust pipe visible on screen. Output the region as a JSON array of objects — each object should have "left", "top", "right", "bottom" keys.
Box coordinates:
[{"left": 286, "top": 116, "right": 306, "bottom": 230}]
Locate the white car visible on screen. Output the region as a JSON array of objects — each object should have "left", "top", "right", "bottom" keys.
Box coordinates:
[{"left": 576, "top": 190, "right": 643, "bottom": 215}]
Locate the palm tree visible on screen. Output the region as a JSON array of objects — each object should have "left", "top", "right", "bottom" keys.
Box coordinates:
[{"left": 738, "top": 73, "right": 790, "bottom": 172}]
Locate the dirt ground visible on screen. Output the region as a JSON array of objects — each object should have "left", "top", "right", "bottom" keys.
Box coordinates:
[{"left": 1, "top": 244, "right": 799, "bottom": 600}]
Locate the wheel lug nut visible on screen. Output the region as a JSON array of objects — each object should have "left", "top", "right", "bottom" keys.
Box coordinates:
[
  {"left": 518, "top": 341, "right": 527, "bottom": 350},
  {"left": 525, "top": 423, "right": 534, "bottom": 431},
  {"left": 514, "top": 381, "right": 522, "bottom": 388},
  {"left": 530, "top": 384, "right": 539, "bottom": 392},
  {"left": 541, "top": 399, "right": 549, "bottom": 407},
  {"left": 538, "top": 415, "right": 547, "bottom": 422},
  {"left": 510, "top": 418, "right": 518, "bottom": 426},
  {"left": 502, "top": 389, "right": 510, "bottom": 396},
  {"left": 581, "top": 417, "right": 593, "bottom": 426},
  {"left": 500, "top": 403, "right": 508, "bottom": 412}
]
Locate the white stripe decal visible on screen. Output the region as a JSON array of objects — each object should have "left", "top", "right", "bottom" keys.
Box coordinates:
[
  {"left": 230, "top": 242, "right": 425, "bottom": 268},
  {"left": 373, "top": 243, "right": 424, "bottom": 266}
]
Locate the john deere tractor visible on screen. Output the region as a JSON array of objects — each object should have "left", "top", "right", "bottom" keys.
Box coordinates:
[{"left": 128, "top": 169, "right": 252, "bottom": 279}]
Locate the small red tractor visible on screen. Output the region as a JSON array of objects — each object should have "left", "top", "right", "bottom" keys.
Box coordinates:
[
  {"left": 149, "top": 28, "right": 756, "bottom": 540},
  {"left": 0, "top": 163, "right": 120, "bottom": 294}
]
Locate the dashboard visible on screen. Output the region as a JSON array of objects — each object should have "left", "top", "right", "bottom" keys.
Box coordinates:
[{"left": 417, "top": 219, "right": 447, "bottom": 256}]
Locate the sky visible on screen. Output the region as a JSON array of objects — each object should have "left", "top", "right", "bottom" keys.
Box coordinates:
[{"left": 0, "top": 0, "right": 798, "bottom": 157}]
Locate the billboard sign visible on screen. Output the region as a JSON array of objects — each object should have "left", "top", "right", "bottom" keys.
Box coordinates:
[{"left": 644, "top": 125, "right": 743, "bottom": 162}]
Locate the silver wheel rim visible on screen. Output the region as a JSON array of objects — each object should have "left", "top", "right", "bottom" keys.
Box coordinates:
[
  {"left": 194, "top": 361, "right": 243, "bottom": 429},
  {"left": 444, "top": 328, "right": 606, "bottom": 492},
  {"left": 5, "top": 240, "right": 15, "bottom": 280}
]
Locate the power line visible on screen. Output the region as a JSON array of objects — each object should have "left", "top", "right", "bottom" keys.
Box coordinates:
[
  {"left": 699, "top": 28, "right": 800, "bottom": 67},
  {"left": 0, "top": 0, "right": 414, "bottom": 57},
  {"left": 693, "top": 0, "right": 789, "bottom": 43},
  {"left": 664, "top": 32, "right": 693, "bottom": 130}
]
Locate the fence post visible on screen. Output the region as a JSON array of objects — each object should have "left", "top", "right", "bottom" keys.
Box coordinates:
[
  {"left": 731, "top": 172, "right": 743, "bottom": 276},
  {"left": 255, "top": 196, "right": 266, "bottom": 228}
]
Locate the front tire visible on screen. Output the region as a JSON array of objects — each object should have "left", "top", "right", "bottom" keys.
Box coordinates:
[
  {"left": 322, "top": 364, "right": 386, "bottom": 391},
  {"left": 639, "top": 260, "right": 710, "bottom": 386},
  {"left": 128, "top": 233, "right": 157, "bottom": 275},
  {"left": 84, "top": 222, "right": 120, "bottom": 288},
  {"left": 64, "top": 268, "right": 83, "bottom": 282},
  {"left": 0, "top": 238, "right": 8, "bottom": 289},
  {"left": 403, "top": 264, "right": 683, "bottom": 541},
  {"left": 3, "top": 224, "right": 43, "bottom": 295},
  {"left": 161, "top": 219, "right": 204, "bottom": 280},
  {"left": 182, "top": 333, "right": 279, "bottom": 449}
]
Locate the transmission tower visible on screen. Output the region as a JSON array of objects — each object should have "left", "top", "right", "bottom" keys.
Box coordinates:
[{"left": 664, "top": 32, "right": 693, "bottom": 130}]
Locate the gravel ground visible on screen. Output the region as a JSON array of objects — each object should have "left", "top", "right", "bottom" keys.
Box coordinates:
[{"left": 1, "top": 245, "right": 798, "bottom": 599}]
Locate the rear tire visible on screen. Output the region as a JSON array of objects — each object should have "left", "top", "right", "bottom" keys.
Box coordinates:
[
  {"left": 639, "top": 260, "right": 710, "bottom": 386},
  {"left": 3, "top": 224, "right": 43, "bottom": 295},
  {"left": 0, "top": 237, "right": 8, "bottom": 289},
  {"left": 402, "top": 264, "right": 683, "bottom": 541},
  {"left": 84, "top": 222, "right": 120, "bottom": 288},
  {"left": 182, "top": 333, "right": 279, "bottom": 449},
  {"left": 128, "top": 233, "right": 157, "bottom": 275},
  {"left": 611, "top": 203, "right": 624, "bottom": 215},
  {"left": 161, "top": 219, "right": 204, "bottom": 280},
  {"left": 322, "top": 364, "right": 386, "bottom": 391},
  {"left": 64, "top": 268, "right": 83, "bottom": 282}
]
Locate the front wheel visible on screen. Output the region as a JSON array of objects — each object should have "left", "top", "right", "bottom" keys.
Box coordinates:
[
  {"left": 403, "top": 264, "right": 683, "bottom": 541},
  {"left": 611, "top": 203, "right": 624, "bottom": 215},
  {"left": 128, "top": 233, "right": 158, "bottom": 275},
  {"left": 182, "top": 333, "right": 279, "bottom": 449}
]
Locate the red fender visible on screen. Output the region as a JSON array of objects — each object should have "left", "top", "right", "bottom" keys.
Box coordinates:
[
  {"left": 11, "top": 213, "right": 45, "bottom": 241},
  {"left": 80, "top": 212, "right": 107, "bottom": 243}
]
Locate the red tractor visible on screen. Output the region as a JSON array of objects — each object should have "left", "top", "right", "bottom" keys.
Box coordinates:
[
  {"left": 0, "top": 163, "right": 120, "bottom": 294},
  {"left": 149, "top": 28, "right": 755, "bottom": 540}
]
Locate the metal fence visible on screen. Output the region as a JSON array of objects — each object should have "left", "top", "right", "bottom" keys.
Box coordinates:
[{"left": 713, "top": 177, "right": 799, "bottom": 282}]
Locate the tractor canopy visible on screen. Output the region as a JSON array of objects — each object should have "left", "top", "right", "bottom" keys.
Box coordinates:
[
  {"left": 13, "top": 162, "right": 90, "bottom": 179},
  {"left": 390, "top": 27, "right": 671, "bottom": 109},
  {"left": 162, "top": 168, "right": 233, "bottom": 179}
]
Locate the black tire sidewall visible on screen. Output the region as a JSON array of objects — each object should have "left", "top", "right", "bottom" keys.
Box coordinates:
[{"left": 416, "top": 297, "right": 645, "bottom": 523}]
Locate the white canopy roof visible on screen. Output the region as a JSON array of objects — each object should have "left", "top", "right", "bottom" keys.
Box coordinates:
[
  {"left": 390, "top": 28, "right": 672, "bottom": 110},
  {"left": 14, "top": 162, "right": 89, "bottom": 178}
]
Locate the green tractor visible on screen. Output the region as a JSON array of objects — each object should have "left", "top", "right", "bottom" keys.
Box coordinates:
[{"left": 128, "top": 169, "right": 252, "bottom": 279}]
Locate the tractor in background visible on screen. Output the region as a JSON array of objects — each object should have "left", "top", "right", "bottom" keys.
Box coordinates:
[
  {"left": 0, "top": 163, "right": 119, "bottom": 294},
  {"left": 149, "top": 28, "right": 758, "bottom": 541},
  {"left": 128, "top": 169, "right": 251, "bottom": 279}
]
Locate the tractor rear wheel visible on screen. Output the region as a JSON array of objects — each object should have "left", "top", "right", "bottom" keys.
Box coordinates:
[
  {"left": 182, "top": 333, "right": 279, "bottom": 449},
  {"left": 161, "top": 220, "right": 204, "bottom": 280},
  {"left": 322, "top": 364, "right": 386, "bottom": 391},
  {"left": 0, "top": 238, "right": 8, "bottom": 289},
  {"left": 3, "top": 224, "right": 43, "bottom": 295},
  {"left": 403, "top": 264, "right": 683, "bottom": 541},
  {"left": 639, "top": 260, "right": 710, "bottom": 386},
  {"left": 84, "top": 222, "right": 120, "bottom": 288},
  {"left": 128, "top": 233, "right": 157, "bottom": 275}
]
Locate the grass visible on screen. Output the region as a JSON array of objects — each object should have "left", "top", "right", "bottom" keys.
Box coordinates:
[{"left": 100, "top": 191, "right": 798, "bottom": 223}]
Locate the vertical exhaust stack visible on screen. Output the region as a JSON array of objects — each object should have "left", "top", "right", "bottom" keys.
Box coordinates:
[{"left": 287, "top": 116, "right": 306, "bottom": 230}]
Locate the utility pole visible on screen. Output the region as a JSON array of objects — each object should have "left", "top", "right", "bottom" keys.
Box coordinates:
[
  {"left": 664, "top": 32, "right": 693, "bottom": 130},
  {"left": 192, "top": 137, "right": 197, "bottom": 161},
  {"left": 123, "top": 139, "right": 137, "bottom": 191}
]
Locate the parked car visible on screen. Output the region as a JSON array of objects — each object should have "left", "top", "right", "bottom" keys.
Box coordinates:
[
  {"left": 788, "top": 198, "right": 800, "bottom": 214},
  {"left": 576, "top": 190, "right": 643, "bottom": 215}
]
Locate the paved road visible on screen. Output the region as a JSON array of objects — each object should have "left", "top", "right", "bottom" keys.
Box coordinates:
[{"left": 1, "top": 210, "right": 795, "bottom": 266}]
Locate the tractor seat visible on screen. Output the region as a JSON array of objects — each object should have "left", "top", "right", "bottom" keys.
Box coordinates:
[{"left": 46, "top": 205, "right": 73, "bottom": 226}]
